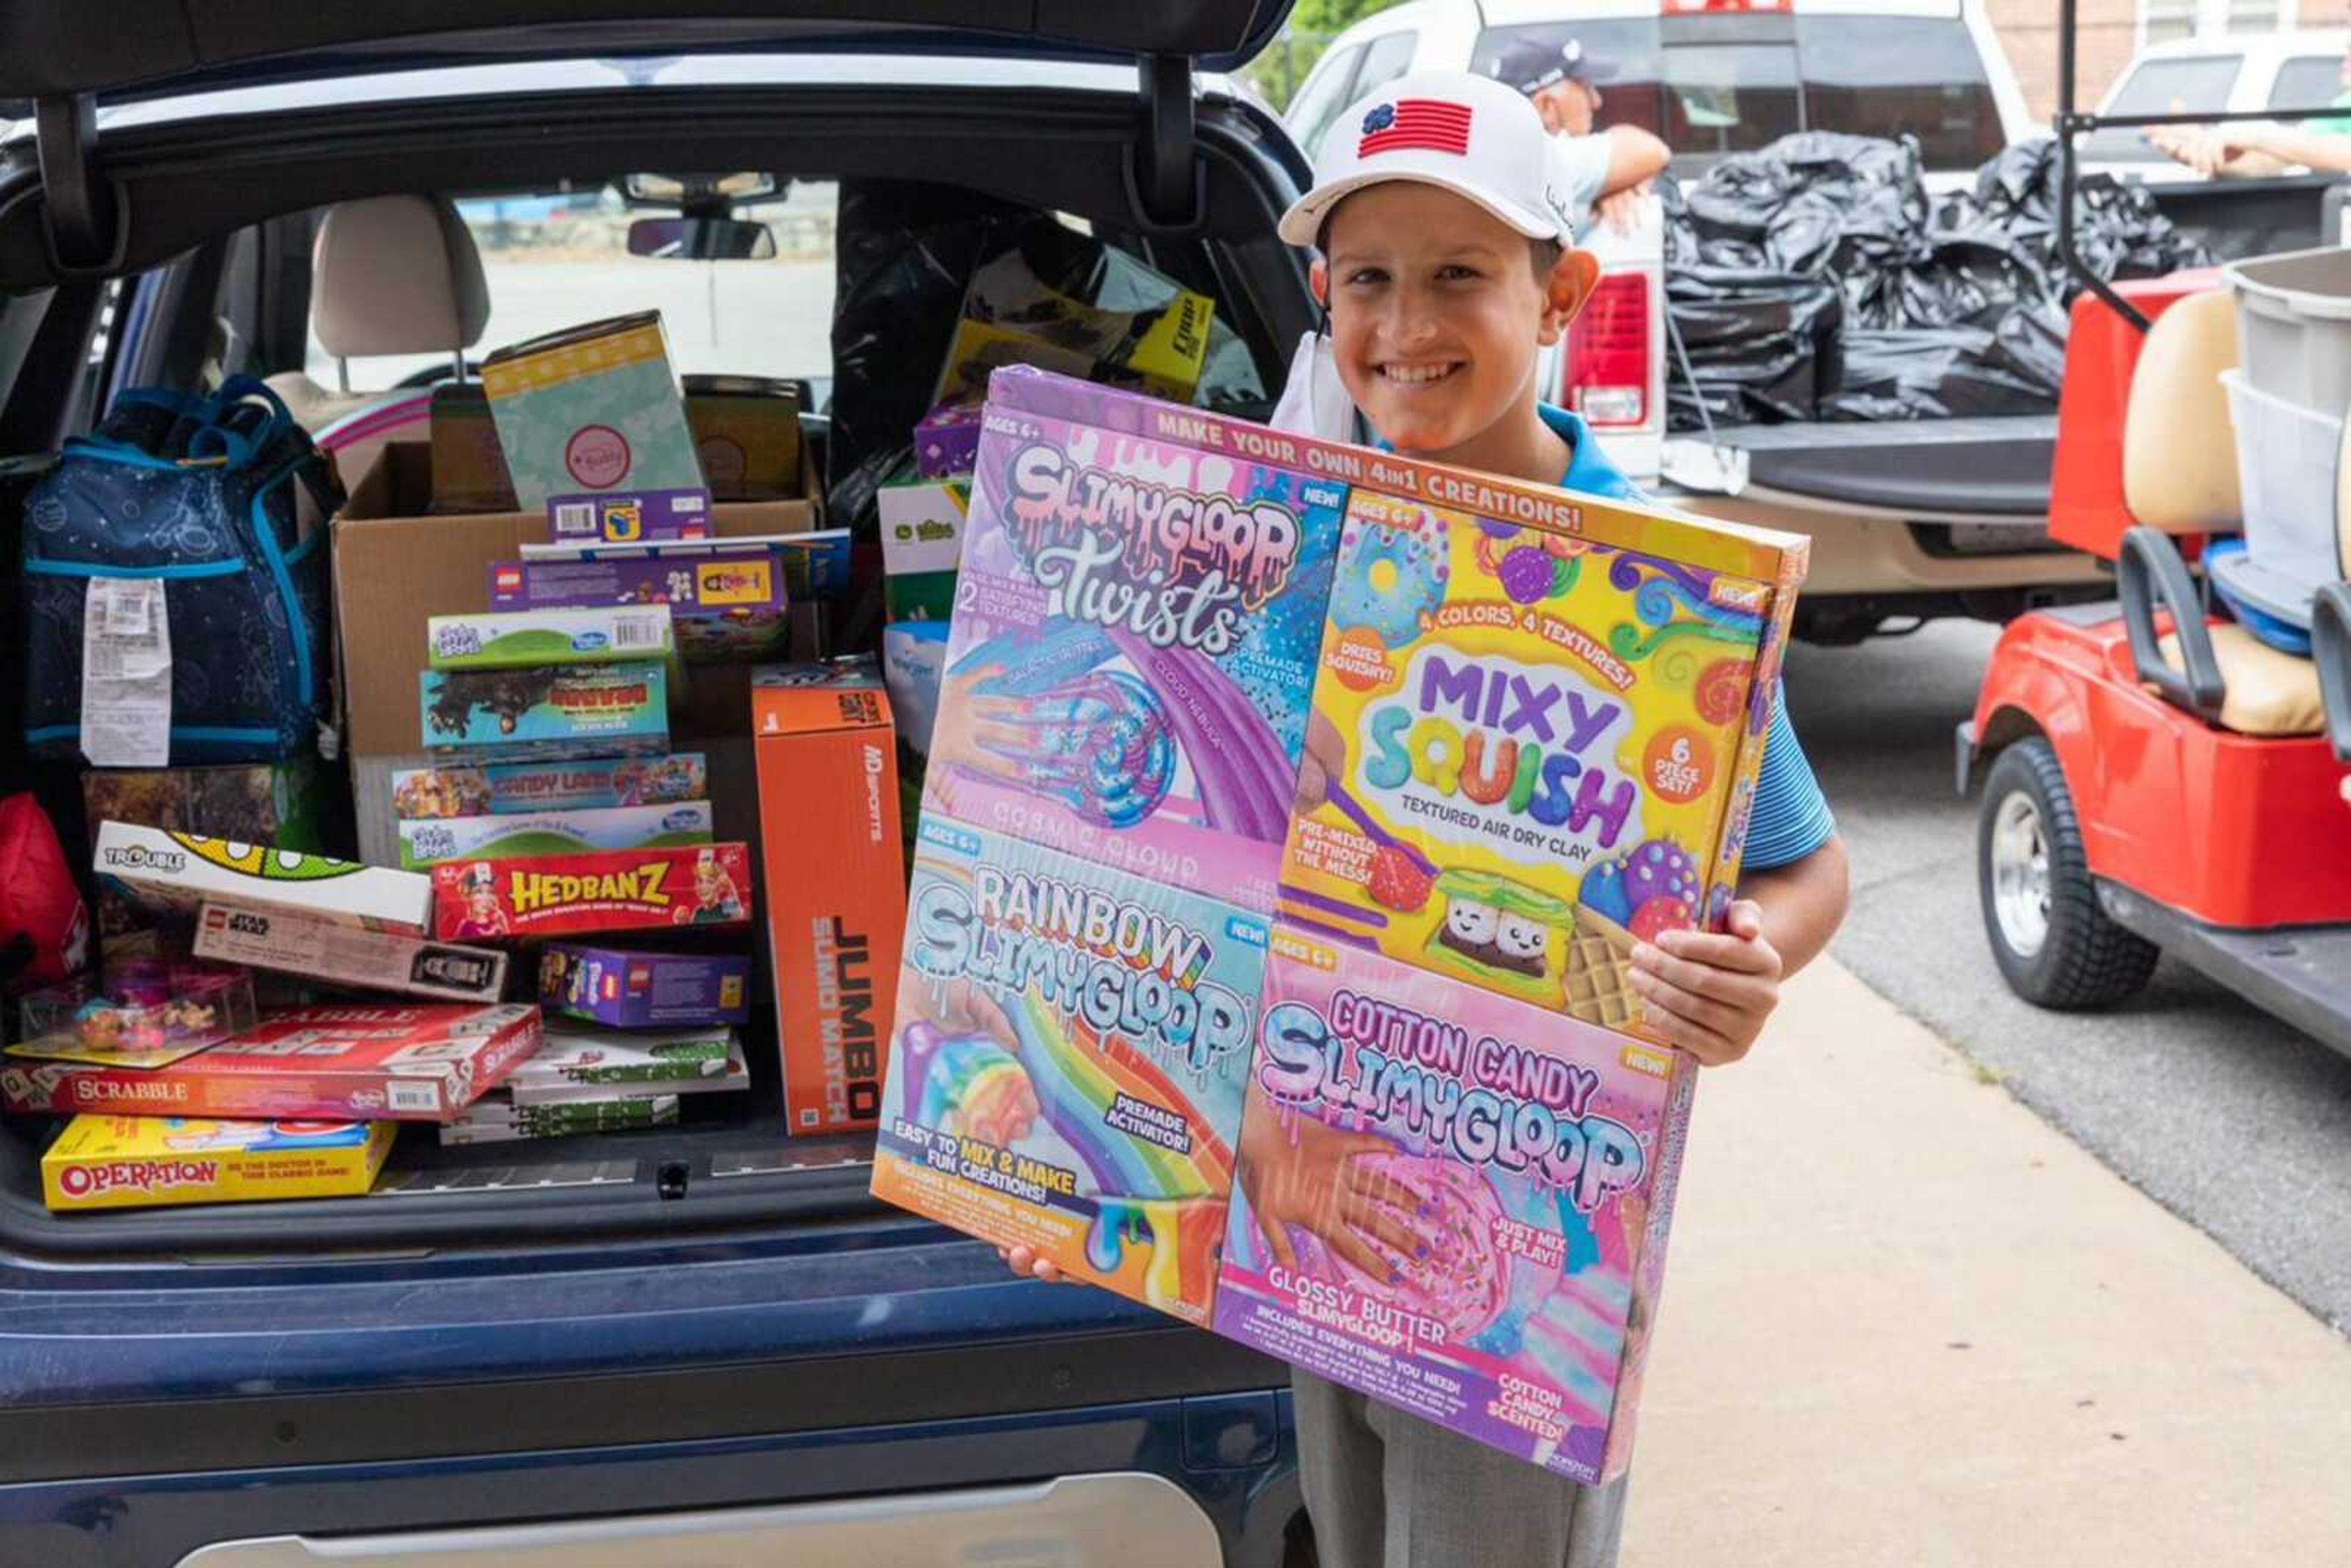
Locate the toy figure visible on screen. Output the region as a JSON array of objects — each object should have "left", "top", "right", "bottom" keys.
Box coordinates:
[
  {"left": 676, "top": 846, "right": 746, "bottom": 925},
  {"left": 448, "top": 863, "right": 513, "bottom": 940}
]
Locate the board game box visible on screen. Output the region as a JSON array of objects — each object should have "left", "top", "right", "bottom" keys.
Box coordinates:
[
  {"left": 0, "top": 1003, "right": 543, "bottom": 1123},
  {"left": 190, "top": 902, "right": 508, "bottom": 1003},
  {"left": 506, "top": 1023, "right": 741, "bottom": 1103},
  {"left": 488, "top": 544, "right": 791, "bottom": 661},
  {"left": 41, "top": 1115, "right": 396, "bottom": 1212},
  {"left": 92, "top": 823, "right": 436, "bottom": 934},
  {"left": 434, "top": 844, "right": 754, "bottom": 942},
  {"left": 872, "top": 814, "right": 1266, "bottom": 1324},
  {"left": 922, "top": 369, "right": 1344, "bottom": 913},
  {"left": 1276, "top": 485, "right": 1804, "bottom": 1039},
  {"left": 426, "top": 606, "right": 677, "bottom": 672},
  {"left": 481, "top": 311, "right": 706, "bottom": 510},
  {"left": 538, "top": 943, "right": 750, "bottom": 1029},
  {"left": 396, "top": 802, "right": 714, "bottom": 870},
  {"left": 391, "top": 754, "right": 708, "bottom": 819},
  {"left": 1213, "top": 928, "right": 1695, "bottom": 1487},
  {"left": 440, "top": 1090, "right": 680, "bottom": 1146},
  {"left": 419, "top": 661, "right": 670, "bottom": 761}
]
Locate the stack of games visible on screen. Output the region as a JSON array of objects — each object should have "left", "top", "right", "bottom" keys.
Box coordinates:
[
  {"left": 442, "top": 1020, "right": 748, "bottom": 1146},
  {"left": 407, "top": 607, "right": 755, "bottom": 945},
  {"left": 872, "top": 367, "right": 1344, "bottom": 1323}
]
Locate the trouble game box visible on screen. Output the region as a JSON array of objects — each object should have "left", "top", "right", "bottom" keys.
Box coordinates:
[
  {"left": 923, "top": 369, "right": 1344, "bottom": 913},
  {"left": 94, "top": 823, "right": 435, "bottom": 934},
  {"left": 1, "top": 1003, "right": 542, "bottom": 1122},
  {"left": 41, "top": 1115, "right": 396, "bottom": 1212},
  {"left": 434, "top": 844, "right": 753, "bottom": 941},
  {"left": 1213, "top": 929, "right": 1695, "bottom": 1487},
  {"left": 751, "top": 658, "right": 904, "bottom": 1136},
  {"left": 872, "top": 815, "right": 1265, "bottom": 1324},
  {"left": 1277, "top": 485, "right": 1805, "bottom": 1041}
]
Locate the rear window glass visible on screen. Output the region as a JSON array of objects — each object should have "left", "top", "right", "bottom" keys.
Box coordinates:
[
  {"left": 2270, "top": 53, "right": 2349, "bottom": 117},
  {"left": 1661, "top": 42, "right": 1804, "bottom": 155},
  {"left": 309, "top": 182, "right": 841, "bottom": 394},
  {"left": 2086, "top": 54, "right": 2242, "bottom": 161},
  {"left": 1796, "top": 17, "right": 2004, "bottom": 167}
]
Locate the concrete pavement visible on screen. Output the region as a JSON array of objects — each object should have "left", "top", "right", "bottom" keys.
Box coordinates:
[{"left": 1622, "top": 956, "right": 2351, "bottom": 1566}]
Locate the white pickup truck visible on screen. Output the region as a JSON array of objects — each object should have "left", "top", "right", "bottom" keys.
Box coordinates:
[{"left": 1285, "top": 0, "right": 2132, "bottom": 644}]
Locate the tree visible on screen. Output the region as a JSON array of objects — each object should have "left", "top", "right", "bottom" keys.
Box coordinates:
[{"left": 1247, "top": 0, "right": 1414, "bottom": 111}]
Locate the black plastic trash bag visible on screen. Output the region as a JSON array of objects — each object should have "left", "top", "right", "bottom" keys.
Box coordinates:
[{"left": 1665, "top": 264, "right": 1845, "bottom": 427}]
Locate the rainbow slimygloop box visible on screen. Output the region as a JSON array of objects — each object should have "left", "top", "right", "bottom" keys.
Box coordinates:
[
  {"left": 1214, "top": 928, "right": 1697, "bottom": 1487},
  {"left": 872, "top": 814, "right": 1265, "bottom": 1325}
]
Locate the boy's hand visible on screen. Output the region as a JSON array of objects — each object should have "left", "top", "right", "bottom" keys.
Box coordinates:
[
  {"left": 1000, "top": 1244, "right": 1068, "bottom": 1283},
  {"left": 1627, "top": 899, "right": 1783, "bottom": 1066}
]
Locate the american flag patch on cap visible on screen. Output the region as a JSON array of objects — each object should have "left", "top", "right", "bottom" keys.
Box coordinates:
[{"left": 1358, "top": 99, "right": 1474, "bottom": 158}]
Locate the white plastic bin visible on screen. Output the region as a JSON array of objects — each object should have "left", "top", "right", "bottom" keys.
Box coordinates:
[
  {"left": 2223, "top": 247, "right": 2351, "bottom": 416},
  {"left": 2222, "top": 369, "right": 2345, "bottom": 588}
]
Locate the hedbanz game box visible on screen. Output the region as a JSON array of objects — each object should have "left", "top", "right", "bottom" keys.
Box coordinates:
[
  {"left": 1, "top": 1004, "right": 542, "bottom": 1123},
  {"left": 434, "top": 844, "right": 753, "bottom": 941},
  {"left": 1213, "top": 929, "right": 1696, "bottom": 1487}
]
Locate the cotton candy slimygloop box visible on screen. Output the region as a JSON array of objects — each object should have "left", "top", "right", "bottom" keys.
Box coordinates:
[
  {"left": 921, "top": 369, "right": 1346, "bottom": 913},
  {"left": 871, "top": 814, "right": 1267, "bottom": 1325},
  {"left": 1279, "top": 483, "right": 1807, "bottom": 1043},
  {"left": 1213, "top": 927, "right": 1697, "bottom": 1487}
]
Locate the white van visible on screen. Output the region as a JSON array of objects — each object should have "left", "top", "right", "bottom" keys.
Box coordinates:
[
  {"left": 1282, "top": 0, "right": 2035, "bottom": 486},
  {"left": 2083, "top": 29, "right": 2350, "bottom": 181}
]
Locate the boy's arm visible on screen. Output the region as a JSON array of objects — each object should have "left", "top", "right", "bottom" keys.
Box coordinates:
[{"left": 1738, "top": 831, "right": 1850, "bottom": 980}]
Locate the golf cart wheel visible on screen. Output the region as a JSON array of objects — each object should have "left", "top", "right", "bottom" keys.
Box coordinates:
[{"left": 1978, "top": 737, "right": 2159, "bottom": 1008}]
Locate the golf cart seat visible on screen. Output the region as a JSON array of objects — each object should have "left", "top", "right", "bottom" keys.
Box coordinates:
[{"left": 2123, "top": 290, "right": 2331, "bottom": 739}]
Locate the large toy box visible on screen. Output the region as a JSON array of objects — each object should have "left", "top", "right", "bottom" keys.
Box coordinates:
[
  {"left": 1277, "top": 479, "right": 1805, "bottom": 1040},
  {"left": 419, "top": 661, "right": 670, "bottom": 762},
  {"left": 872, "top": 814, "right": 1265, "bottom": 1324},
  {"left": 1213, "top": 929, "right": 1695, "bottom": 1487},
  {"left": 93, "top": 823, "right": 435, "bottom": 934},
  {"left": 480, "top": 312, "right": 705, "bottom": 511},
  {"left": 922, "top": 369, "right": 1345, "bottom": 913},
  {"left": 433, "top": 844, "right": 753, "bottom": 942}
]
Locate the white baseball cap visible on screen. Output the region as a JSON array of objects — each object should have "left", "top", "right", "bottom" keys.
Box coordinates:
[{"left": 1278, "top": 70, "right": 1578, "bottom": 250}]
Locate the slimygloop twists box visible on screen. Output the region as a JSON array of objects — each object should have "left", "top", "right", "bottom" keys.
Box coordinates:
[
  {"left": 873, "top": 814, "right": 1265, "bottom": 1324},
  {"left": 923, "top": 369, "right": 1344, "bottom": 913},
  {"left": 1213, "top": 929, "right": 1695, "bottom": 1487}
]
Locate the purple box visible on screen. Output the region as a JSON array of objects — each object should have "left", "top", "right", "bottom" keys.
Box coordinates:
[
  {"left": 489, "top": 546, "right": 789, "bottom": 660},
  {"left": 538, "top": 943, "right": 751, "bottom": 1029},
  {"left": 914, "top": 400, "right": 983, "bottom": 478},
  {"left": 547, "top": 487, "right": 714, "bottom": 544}
]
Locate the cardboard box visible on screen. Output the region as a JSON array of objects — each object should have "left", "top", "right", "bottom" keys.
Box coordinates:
[
  {"left": 440, "top": 1090, "right": 679, "bottom": 1146},
  {"left": 92, "top": 823, "right": 435, "bottom": 934},
  {"left": 914, "top": 400, "right": 983, "bottom": 478},
  {"left": 481, "top": 312, "right": 705, "bottom": 510},
  {"left": 391, "top": 754, "right": 710, "bottom": 820},
  {"left": 684, "top": 374, "right": 804, "bottom": 501},
  {"left": 871, "top": 814, "right": 1263, "bottom": 1324},
  {"left": 923, "top": 370, "right": 1348, "bottom": 915},
  {"left": 507, "top": 1022, "right": 741, "bottom": 1100},
  {"left": 0, "top": 1003, "right": 543, "bottom": 1122},
  {"left": 434, "top": 844, "right": 754, "bottom": 942},
  {"left": 751, "top": 658, "right": 905, "bottom": 1136},
  {"left": 333, "top": 441, "right": 816, "bottom": 759},
  {"left": 538, "top": 943, "right": 750, "bottom": 1029},
  {"left": 397, "top": 801, "right": 714, "bottom": 871},
  {"left": 547, "top": 487, "right": 712, "bottom": 543},
  {"left": 419, "top": 662, "right": 670, "bottom": 760},
  {"left": 425, "top": 606, "right": 677, "bottom": 671},
  {"left": 879, "top": 476, "right": 970, "bottom": 577},
  {"left": 41, "top": 1115, "right": 396, "bottom": 1212},
  {"left": 883, "top": 571, "right": 954, "bottom": 623},
  {"left": 1213, "top": 929, "right": 1696, "bottom": 1487},
  {"left": 430, "top": 383, "right": 518, "bottom": 513},
  {"left": 191, "top": 902, "right": 509, "bottom": 1003}
]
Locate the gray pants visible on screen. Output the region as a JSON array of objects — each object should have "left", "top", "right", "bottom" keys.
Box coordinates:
[{"left": 1293, "top": 1371, "right": 1629, "bottom": 1568}]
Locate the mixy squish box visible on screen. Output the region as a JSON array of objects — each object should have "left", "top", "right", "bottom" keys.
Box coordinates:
[
  {"left": 923, "top": 368, "right": 1344, "bottom": 912},
  {"left": 1278, "top": 482, "right": 1806, "bottom": 1040},
  {"left": 873, "top": 814, "right": 1266, "bottom": 1324},
  {"left": 1213, "top": 928, "right": 1697, "bottom": 1487}
]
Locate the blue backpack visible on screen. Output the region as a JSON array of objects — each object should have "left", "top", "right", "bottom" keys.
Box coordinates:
[{"left": 21, "top": 377, "right": 337, "bottom": 763}]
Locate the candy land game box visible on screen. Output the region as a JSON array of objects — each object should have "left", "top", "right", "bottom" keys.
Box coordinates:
[
  {"left": 872, "top": 815, "right": 1267, "bottom": 1324},
  {"left": 1215, "top": 928, "right": 1695, "bottom": 1486},
  {"left": 921, "top": 368, "right": 1344, "bottom": 913},
  {"left": 1278, "top": 481, "right": 1806, "bottom": 1041}
]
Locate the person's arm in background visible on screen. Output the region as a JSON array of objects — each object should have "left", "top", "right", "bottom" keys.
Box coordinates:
[
  {"left": 1599, "top": 124, "right": 1671, "bottom": 195},
  {"left": 2148, "top": 119, "right": 2351, "bottom": 177}
]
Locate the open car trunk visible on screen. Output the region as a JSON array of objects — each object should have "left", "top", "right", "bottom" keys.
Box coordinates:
[{"left": 0, "top": 64, "right": 1313, "bottom": 1261}]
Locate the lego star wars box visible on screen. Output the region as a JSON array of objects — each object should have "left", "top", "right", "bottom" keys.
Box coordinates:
[
  {"left": 190, "top": 902, "right": 508, "bottom": 1003},
  {"left": 751, "top": 658, "right": 904, "bottom": 1136}
]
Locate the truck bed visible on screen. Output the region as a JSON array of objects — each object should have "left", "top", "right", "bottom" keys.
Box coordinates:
[{"left": 1685, "top": 415, "right": 2058, "bottom": 519}]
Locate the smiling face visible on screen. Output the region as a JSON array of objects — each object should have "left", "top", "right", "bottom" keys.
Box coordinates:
[{"left": 1315, "top": 182, "right": 1597, "bottom": 460}]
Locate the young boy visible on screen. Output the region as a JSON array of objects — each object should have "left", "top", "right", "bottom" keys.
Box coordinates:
[{"left": 1011, "top": 70, "right": 1850, "bottom": 1568}]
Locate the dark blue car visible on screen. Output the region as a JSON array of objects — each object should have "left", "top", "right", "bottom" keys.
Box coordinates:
[{"left": 0, "top": 6, "right": 1326, "bottom": 1562}]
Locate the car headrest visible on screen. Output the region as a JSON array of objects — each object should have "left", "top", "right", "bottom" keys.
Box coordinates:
[
  {"left": 2123, "top": 289, "right": 2241, "bottom": 535},
  {"left": 310, "top": 195, "right": 489, "bottom": 359}
]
